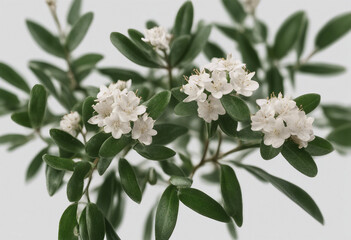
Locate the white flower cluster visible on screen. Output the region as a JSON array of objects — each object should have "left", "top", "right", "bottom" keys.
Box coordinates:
[
  {"left": 60, "top": 111, "right": 81, "bottom": 136},
  {"left": 142, "top": 26, "right": 172, "bottom": 50},
  {"left": 88, "top": 80, "right": 157, "bottom": 145},
  {"left": 251, "top": 93, "right": 315, "bottom": 149},
  {"left": 181, "top": 54, "right": 259, "bottom": 123}
]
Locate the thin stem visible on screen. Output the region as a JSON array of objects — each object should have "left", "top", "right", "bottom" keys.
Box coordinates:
[
  {"left": 214, "top": 132, "right": 222, "bottom": 161},
  {"left": 217, "top": 142, "right": 260, "bottom": 159},
  {"left": 83, "top": 158, "right": 99, "bottom": 203},
  {"left": 295, "top": 48, "right": 318, "bottom": 69},
  {"left": 190, "top": 138, "right": 209, "bottom": 179},
  {"left": 79, "top": 128, "right": 87, "bottom": 144},
  {"left": 162, "top": 50, "right": 173, "bottom": 89}
]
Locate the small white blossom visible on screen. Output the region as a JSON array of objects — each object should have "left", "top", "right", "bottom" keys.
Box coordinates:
[
  {"left": 182, "top": 82, "right": 206, "bottom": 103},
  {"left": 142, "top": 26, "right": 172, "bottom": 50},
  {"left": 197, "top": 95, "right": 226, "bottom": 123},
  {"left": 273, "top": 93, "right": 297, "bottom": 120},
  {"left": 286, "top": 111, "right": 315, "bottom": 142},
  {"left": 188, "top": 72, "right": 212, "bottom": 87},
  {"left": 88, "top": 98, "right": 114, "bottom": 127},
  {"left": 203, "top": 54, "right": 244, "bottom": 72},
  {"left": 230, "top": 68, "right": 259, "bottom": 97},
  {"left": 263, "top": 118, "right": 291, "bottom": 148},
  {"left": 115, "top": 79, "right": 132, "bottom": 92},
  {"left": 250, "top": 106, "right": 276, "bottom": 132},
  {"left": 204, "top": 70, "right": 233, "bottom": 99},
  {"left": 104, "top": 112, "right": 131, "bottom": 139},
  {"left": 114, "top": 91, "right": 146, "bottom": 122},
  {"left": 132, "top": 114, "right": 157, "bottom": 145},
  {"left": 60, "top": 111, "right": 81, "bottom": 136}
]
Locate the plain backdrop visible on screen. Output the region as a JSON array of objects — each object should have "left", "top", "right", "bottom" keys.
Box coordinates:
[{"left": 1, "top": 0, "right": 351, "bottom": 239}]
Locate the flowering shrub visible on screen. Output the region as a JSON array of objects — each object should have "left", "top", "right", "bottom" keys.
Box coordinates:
[{"left": 1, "top": 0, "right": 351, "bottom": 239}]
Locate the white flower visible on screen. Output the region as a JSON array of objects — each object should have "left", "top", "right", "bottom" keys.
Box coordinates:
[
  {"left": 114, "top": 91, "right": 146, "bottom": 122},
  {"left": 60, "top": 111, "right": 81, "bottom": 136},
  {"left": 286, "top": 111, "right": 315, "bottom": 142},
  {"left": 132, "top": 114, "right": 157, "bottom": 145},
  {"left": 204, "top": 70, "right": 233, "bottom": 99},
  {"left": 142, "top": 26, "right": 172, "bottom": 50},
  {"left": 251, "top": 106, "right": 276, "bottom": 132},
  {"left": 273, "top": 93, "right": 297, "bottom": 120},
  {"left": 203, "top": 54, "right": 244, "bottom": 72},
  {"left": 103, "top": 112, "right": 131, "bottom": 139},
  {"left": 197, "top": 95, "right": 226, "bottom": 123},
  {"left": 241, "top": 0, "right": 260, "bottom": 13},
  {"left": 188, "top": 72, "right": 212, "bottom": 87},
  {"left": 230, "top": 68, "right": 259, "bottom": 97},
  {"left": 291, "top": 135, "right": 315, "bottom": 149},
  {"left": 88, "top": 98, "right": 114, "bottom": 127},
  {"left": 115, "top": 79, "right": 132, "bottom": 92},
  {"left": 263, "top": 118, "right": 291, "bottom": 148},
  {"left": 182, "top": 82, "right": 206, "bottom": 103}
]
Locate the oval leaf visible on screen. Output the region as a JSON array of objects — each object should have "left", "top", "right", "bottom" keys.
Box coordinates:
[
  {"left": 327, "top": 123, "right": 351, "bottom": 147},
  {"left": 298, "top": 63, "right": 346, "bottom": 75},
  {"left": 78, "top": 208, "right": 89, "bottom": 240},
  {"left": 173, "top": 1, "right": 193, "bottom": 37},
  {"left": 134, "top": 144, "right": 176, "bottom": 160},
  {"left": 218, "top": 114, "right": 238, "bottom": 137},
  {"left": 58, "top": 204, "right": 78, "bottom": 240},
  {"left": 46, "top": 165, "right": 65, "bottom": 196},
  {"left": 11, "top": 111, "right": 32, "bottom": 129},
  {"left": 144, "top": 90, "right": 171, "bottom": 119},
  {"left": 43, "top": 154, "right": 76, "bottom": 171},
  {"left": 294, "top": 93, "right": 320, "bottom": 114},
  {"left": 99, "top": 135, "right": 132, "bottom": 158},
  {"left": 152, "top": 124, "right": 188, "bottom": 145},
  {"left": 305, "top": 136, "right": 334, "bottom": 156},
  {"left": 174, "top": 101, "right": 197, "bottom": 116},
  {"left": 86, "top": 132, "right": 111, "bottom": 158},
  {"left": 222, "top": 0, "right": 246, "bottom": 23},
  {"left": 66, "top": 12, "right": 94, "bottom": 51},
  {"left": 119, "top": 158, "right": 142, "bottom": 203},
  {"left": 170, "top": 35, "right": 191, "bottom": 66},
  {"left": 260, "top": 141, "right": 282, "bottom": 160},
  {"left": 82, "top": 96, "right": 99, "bottom": 132},
  {"left": 170, "top": 176, "right": 192, "bottom": 188},
  {"left": 86, "top": 203, "right": 106, "bottom": 240},
  {"left": 26, "top": 147, "right": 48, "bottom": 181},
  {"left": 221, "top": 95, "right": 250, "bottom": 122},
  {"left": 67, "top": 161, "right": 91, "bottom": 202},
  {"left": 50, "top": 129, "right": 85, "bottom": 153},
  {"left": 98, "top": 67, "right": 146, "bottom": 84},
  {"left": 28, "top": 84, "right": 47, "bottom": 128},
  {"left": 0, "top": 62, "right": 30, "bottom": 93}
]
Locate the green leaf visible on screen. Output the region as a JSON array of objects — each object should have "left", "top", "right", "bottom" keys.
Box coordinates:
[
  {"left": 237, "top": 164, "right": 324, "bottom": 224},
  {"left": 29, "top": 61, "right": 69, "bottom": 85},
  {"left": 26, "top": 20, "right": 65, "bottom": 58},
  {"left": 152, "top": 124, "right": 188, "bottom": 145},
  {"left": 11, "top": 111, "right": 32, "bottom": 128},
  {"left": 58, "top": 204, "right": 78, "bottom": 240},
  {"left": 294, "top": 93, "right": 320, "bottom": 114},
  {"left": 222, "top": 0, "right": 246, "bottom": 23},
  {"left": 82, "top": 97, "right": 99, "bottom": 132},
  {"left": 110, "top": 32, "right": 160, "bottom": 68},
  {"left": 67, "top": 0, "right": 82, "bottom": 25},
  {"left": 327, "top": 123, "right": 351, "bottom": 147},
  {"left": 173, "top": 1, "right": 193, "bottom": 37},
  {"left": 66, "top": 12, "right": 93, "bottom": 51},
  {"left": 181, "top": 25, "right": 212, "bottom": 64},
  {"left": 143, "top": 206, "right": 155, "bottom": 240},
  {"left": 315, "top": 12, "right": 351, "bottom": 50},
  {"left": 98, "top": 67, "right": 146, "bottom": 84},
  {"left": 298, "top": 63, "right": 346, "bottom": 75},
  {"left": 0, "top": 134, "right": 31, "bottom": 146},
  {"left": 253, "top": 19, "right": 268, "bottom": 43},
  {"left": 266, "top": 67, "right": 284, "bottom": 96},
  {"left": 134, "top": 144, "right": 176, "bottom": 160},
  {"left": 203, "top": 41, "right": 226, "bottom": 61},
  {"left": 322, "top": 105, "right": 351, "bottom": 128},
  {"left": 28, "top": 84, "right": 47, "bottom": 128},
  {"left": 170, "top": 176, "right": 192, "bottom": 188},
  {"left": 86, "top": 203, "right": 106, "bottom": 240},
  {"left": 296, "top": 17, "right": 308, "bottom": 59},
  {"left": 50, "top": 129, "right": 85, "bottom": 153},
  {"left": 46, "top": 165, "right": 65, "bottom": 196},
  {"left": 72, "top": 53, "right": 103, "bottom": 81},
  {"left": 0, "top": 62, "right": 30, "bottom": 93},
  {"left": 281, "top": 140, "right": 318, "bottom": 177},
  {"left": 118, "top": 158, "right": 142, "bottom": 203},
  {"left": 305, "top": 136, "right": 334, "bottom": 156},
  {"left": 215, "top": 24, "right": 239, "bottom": 41},
  {"left": 260, "top": 141, "right": 282, "bottom": 160},
  {"left": 221, "top": 95, "right": 250, "bottom": 122},
  {"left": 97, "top": 157, "right": 114, "bottom": 176},
  {"left": 86, "top": 132, "right": 111, "bottom": 158},
  {"left": 105, "top": 218, "right": 121, "bottom": 240},
  {"left": 128, "top": 29, "right": 156, "bottom": 54},
  {"left": 67, "top": 161, "right": 91, "bottom": 202},
  {"left": 155, "top": 185, "right": 179, "bottom": 240},
  {"left": 99, "top": 135, "right": 132, "bottom": 158},
  {"left": 273, "top": 11, "right": 306, "bottom": 59},
  {"left": 147, "top": 168, "right": 158, "bottom": 185},
  {"left": 43, "top": 154, "right": 76, "bottom": 171},
  {"left": 144, "top": 91, "right": 171, "bottom": 119},
  {"left": 0, "top": 88, "right": 20, "bottom": 110},
  {"left": 26, "top": 147, "right": 48, "bottom": 181},
  {"left": 226, "top": 220, "right": 238, "bottom": 239},
  {"left": 170, "top": 35, "right": 191, "bottom": 66},
  {"left": 79, "top": 208, "right": 89, "bottom": 240},
  {"left": 236, "top": 33, "right": 261, "bottom": 71},
  {"left": 96, "top": 172, "right": 116, "bottom": 216},
  {"left": 29, "top": 66, "right": 58, "bottom": 97},
  {"left": 179, "top": 188, "right": 230, "bottom": 222},
  {"left": 218, "top": 114, "right": 237, "bottom": 137},
  {"left": 220, "top": 165, "right": 243, "bottom": 226},
  {"left": 146, "top": 20, "right": 158, "bottom": 29},
  {"left": 174, "top": 101, "right": 197, "bottom": 116},
  {"left": 160, "top": 161, "right": 186, "bottom": 177}
]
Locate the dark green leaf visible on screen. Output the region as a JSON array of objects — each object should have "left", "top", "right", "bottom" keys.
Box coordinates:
[
  {"left": 86, "top": 203, "right": 106, "bottom": 240},
  {"left": 281, "top": 140, "right": 318, "bottom": 177},
  {"left": 58, "top": 204, "right": 78, "bottom": 240},
  {"left": 82, "top": 97, "right": 99, "bottom": 132},
  {"left": 26, "top": 20, "right": 65, "bottom": 58},
  {"left": 146, "top": 20, "right": 158, "bottom": 29},
  {"left": 66, "top": 12, "right": 94, "bottom": 51},
  {"left": 128, "top": 29, "right": 156, "bottom": 54},
  {"left": 143, "top": 206, "right": 155, "bottom": 240},
  {"left": 170, "top": 176, "right": 192, "bottom": 188},
  {"left": 222, "top": 0, "right": 246, "bottom": 23},
  {"left": 253, "top": 19, "right": 268, "bottom": 43},
  {"left": 96, "top": 172, "right": 116, "bottom": 216},
  {"left": 260, "top": 141, "right": 282, "bottom": 160},
  {"left": 79, "top": 208, "right": 89, "bottom": 240},
  {"left": 273, "top": 11, "right": 306, "bottom": 59},
  {"left": 155, "top": 185, "right": 179, "bottom": 240},
  {"left": 97, "top": 157, "right": 114, "bottom": 176},
  {"left": 215, "top": 24, "right": 239, "bottom": 41},
  {"left": 46, "top": 165, "right": 65, "bottom": 196},
  {"left": 173, "top": 1, "right": 193, "bottom": 37},
  {"left": 266, "top": 67, "right": 284, "bottom": 96},
  {"left": 296, "top": 17, "right": 308, "bottom": 59},
  {"left": 236, "top": 33, "right": 261, "bottom": 71},
  {"left": 50, "top": 129, "right": 84, "bottom": 153},
  {"left": 26, "top": 148, "right": 48, "bottom": 181},
  {"left": 152, "top": 124, "right": 188, "bottom": 145},
  {"left": 221, "top": 95, "right": 250, "bottom": 122},
  {"left": 160, "top": 161, "right": 186, "bottom": 177},
  {"left": 237, "top": 163, "right": 324, "bottom": 224},
  {"left": 179, "top": 188, "right": 230, "bottom": 222},
  {"left": 226, "top": 220, "right": 238, "bottom": 239},
  {"left": 119, "top": 158, "right": 142, "bottom": 203},
  {"left": 298, "top": 63, "right": 346, "bottom": 75},
  {"left": 305, "top": 136, "right": 334, "bottom": 156},
  {"left": 105, "top": 218, "right": 121, "bottom": 240},
  {"left": 170, "top": 35, "right": 191, "bottom": 66},
  {"left": 322, "top": 105, "right": 351, "bottom": 128},
  {"left": 43, "top": 154, "right": 76, "bottom": 171},
  {"left": 174, "top": 101, "right": 197, "bottom": 116},
  {"left": 29, "top": 66, "right": 58, "bottom": 97},
  {"left": 144, "top": 90, "right": 171, "bottom": 119},
  {"left": 203, "top": 41, "right": 226, "bottom": 61},
  {"left": 220, "top": 165, "right": 243, "bottom": 226},
  {"left": 0, "top": 88, "right": 20, "bottom": 110},
  {"left": 315, "top": 12, "right": 351, "bottom": 50},
  {"left": 294, "top": 93, "right": 320, "bottom": 114},
  {"left": 218, "top": 114, "right": 237, "bottom": 137},
  {"left": 327, "top": 123, "right": 351, "bottom": 147},
  {"left": 28, "top": 84, "right": 47, "bottom": 128},
  {"left": 0, "top": 62, "right": 30, "bottom": 93},
  {"left": 11, "top": 111, "right": 32, "bottom": 128},
  {"left": 29, "top": 61, "right": 69, "bottom": 85},
  {"left": 134, "top": 144, "right": 176, "bottom": 160},
  {"left": 67, "top": 161, "right": 91, "bottom": 202},
  {"left": 72, "top": 53, "right": 103, "bottom": 81},
  {"left": 67, "top": 0, "right": 82, "bottom": 25},
  {"left": 86, "top": 132, "right": 111, "bottom": 158},
  {"left": 99, "top": 135, "right": 132, "bottom": 158},
  {"left": 110, "top": 32, "right": 160, "bottom": 68},
  {"left": 98, "top": 67, "right": 146, "bottom": 84}
]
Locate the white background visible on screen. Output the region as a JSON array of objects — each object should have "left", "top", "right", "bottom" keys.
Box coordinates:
[{"left": 1, "top": 0, "right": 351, "bottom": 239}]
